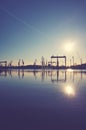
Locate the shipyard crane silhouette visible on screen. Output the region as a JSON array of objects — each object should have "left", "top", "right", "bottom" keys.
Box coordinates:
[
  {"left": 48, "top": 61, "right": 56, "bottom": 66},
  {"left": 33, "top": 59, "right": 37, "bottom": 65},
  {"left": 51, "top": 55, "right": 66, "bottom": 67},
  {"left": 8, "top": 61, "right": 12, "bottom": 67},
  {"left": 0, "top": 61, "right": 7, "bottom": 67}
]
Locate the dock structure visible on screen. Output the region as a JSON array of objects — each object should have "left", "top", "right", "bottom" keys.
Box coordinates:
[{"left": 51, "top": 56, "right": 66, "bottom": 67}]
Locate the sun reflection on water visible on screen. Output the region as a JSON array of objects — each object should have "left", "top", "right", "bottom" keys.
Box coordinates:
[
  {"left": 64, "top": 85, "right": 75, "bottom": 97},
  {"left": 67, "top": 68, "right": 73, "bottom": 72}
]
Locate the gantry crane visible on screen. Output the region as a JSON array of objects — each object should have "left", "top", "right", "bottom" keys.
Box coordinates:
[{"left": 51, "top": 55, "right": 66, "bottom": 67}]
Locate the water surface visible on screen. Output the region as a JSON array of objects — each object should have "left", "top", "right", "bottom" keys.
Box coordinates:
[{"left": 0, "top": 69, "right": 86, "bottom": 130}]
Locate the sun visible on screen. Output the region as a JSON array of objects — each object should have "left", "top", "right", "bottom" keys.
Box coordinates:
[
  {"left": 64, "top": 41, "right": 74, "bottom": 52},
  {"left": 64, "top": 43, "right": 73, "bottom": 52}
]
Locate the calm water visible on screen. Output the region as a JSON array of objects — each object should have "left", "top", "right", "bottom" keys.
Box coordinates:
[{"left": 0, "top": 69, "right": 86, "bottom": 130}]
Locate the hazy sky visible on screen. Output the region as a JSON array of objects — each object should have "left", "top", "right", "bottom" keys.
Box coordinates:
[{"left": 0, "top": 0, "right": 86, "bottom": 65}]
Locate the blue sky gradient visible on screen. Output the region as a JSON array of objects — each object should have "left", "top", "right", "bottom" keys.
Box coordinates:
[{"left": 0, "top": 0, "right": 86, "bottom": 65}]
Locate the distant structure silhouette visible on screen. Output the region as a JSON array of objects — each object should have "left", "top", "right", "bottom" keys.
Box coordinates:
[
  {"left": 0, "top": 61, "right": 7, "bottom": 67},
  {"left": 8, "top": 61, "right": 12, "bottom": 67},
  {"left": 51, "top": 55, "right": 66, "bottom": 68},
  {"left": 33, "top": 59, "right": 37, "bottom": 66},
  {"left": 41, "top": 56, "right": 45, "bottom": 69},
  {"left": 18, "top": 59, "right": 20, "bottom": 66},
  {"left": 0, "top": 54, "right": 86, "bottom": 70},
  {"left": 22, "top": 59, "right": 24, "bottom": 66}
]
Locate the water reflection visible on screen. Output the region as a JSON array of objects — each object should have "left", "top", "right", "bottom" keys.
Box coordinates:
[
  {"left": 0, "top": 70, "right": 7, "bottom": 77},
  {"left": 0, "top": 69, "right": 86, "bottom": 129},
  {"left": 64, "top": 85, "right": 75, "bottom": 97},
  {"left": 0, "top": 69, "right": 86, "bottom": 97},
  {"left": 0, "top": 69, "right": 86, "bottom": 81},
  {"left": 50, "top": 70, "right": 66, "bottom": 83}
]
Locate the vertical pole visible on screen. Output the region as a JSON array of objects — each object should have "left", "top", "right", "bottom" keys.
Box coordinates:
[
  {"left": 5, "top": 61, "right": 7, "bottom": 67},
  {"left": 65, "top": 56, "right": 66, "bottom": 67},
  {"left": 70, "top": 59, "right": 71, "bottom": 67},
  {"left": 57, "top": 58, "right": 59, "bottom": 67},
  {"left": 80, "top": 58, "right": 82, "bottom": 65},
  {"left": 72, "top": 56, "right": 74, "bottom": 66},
  {"left": 51, "top": 58, "right": 52, "bottom": 67}
]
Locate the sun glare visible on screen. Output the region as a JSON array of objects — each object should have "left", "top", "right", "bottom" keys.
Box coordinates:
[
  {"left": 64, "top": 41, "right": 74, "bottom": 52},
  {"left": 67, "top": 68, "right": 73, "bottom": 72},
  {"left": 64, "top": 85, "right": 75, "bottom": 97}
]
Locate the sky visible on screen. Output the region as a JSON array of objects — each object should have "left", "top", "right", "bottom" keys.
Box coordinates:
[{"left": 0, "top": 0, "right": 86, "bottom": 65}]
